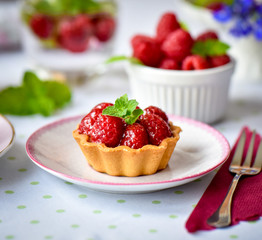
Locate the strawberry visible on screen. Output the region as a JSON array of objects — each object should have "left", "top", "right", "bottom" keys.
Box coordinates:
[
  {"left": 133, "top": 40, "right": 162, "bottom": 67},
  {"left": 182, "top": 55, "right": 209, "bottom": 70},
  {"left": 196, "top": 31, "right": 219, "bottom": 42},
  {"left": 120, "top": 123, "right": 149, "bottom": 149},
  {"left": 78, "top": 102, "right": 113, "bottom": 135},
  {"left": 144, "top": 106, "right": 169, "bottom": 122},
  {"left": 158, "top": 58, "right": 180, "bottom": 70},
  {"left": 30, "top": 14, "right": 54, "bottom": 39},
  {"left": 161, "top": 29, "right": 194, "bottom": 62},
  {"left": 209, "top": 54, "right": 230, "bottom": 68},
  {"left": 93, "top": 15, "right": 116, "bottom": 42},
  {"left": 90, "top": 114, "right": 125, "bottom": 148},
  {"left": 139, "top": 114, "right": 172, "bottom": 146},
  {"left": 156, "top": 12, "right": 180, "bottom": 43},
  {"left": 57, "top": 14, "right": 93, "bottom": 52},
  {"left": 131, "top": 34, "right": 156, "bottom": 48}
]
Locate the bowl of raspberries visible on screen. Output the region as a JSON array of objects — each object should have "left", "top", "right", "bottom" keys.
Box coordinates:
[
  {"left": 125, "top": 12, "right": 235, "bottom": 124},
  {"left": 73, "top": 94, "right": 181, "bottom": 177}
]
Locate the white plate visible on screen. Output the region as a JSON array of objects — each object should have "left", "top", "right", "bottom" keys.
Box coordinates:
[
  {"left": 26, "top": 115, "right": 230, "bottom": 193},
  {"left": 0, "top": 115, "right": 15, "bottom": 158}
]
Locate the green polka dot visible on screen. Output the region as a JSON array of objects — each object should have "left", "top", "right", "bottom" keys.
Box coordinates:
[
  {"left": 5, "top": 190, "right": 14, "bottom": 194},
  {"left": 17, "top": 205, "right": 26, "bottom": 209},
  {"left": 0, "top": 219, "right": 2, "bottom": 223},
  {"left": 45, "top": 236, "right": 53, "bottom": 239},
  {"left": 169, "top": 214, "right": 178, "bottom": 219},
  {"left": 18, "top": 168, "right": 27, "bottom": 172},
  {"left": 7, "top": 156, "right": 15, "bottom": 160},
  {"left": 30, "top": 181, "right": 39, "bottom": 185},
  {"left": 248, "top": 220, "right": 257, "bottom": 224},
  {"left": 108, "top": 225, "right": 117, "bottom": 229},
  {"left": 78, "top": 194, "right": 87, "bottom": 199},
  {"left": 193, "top": 179, "right": 201, "bottom": 182},
  {"left": 117, "top": 199, "right": 126, "bottom": 203},
  {"left": 174, "top": 190, "right": 184, "bottom": 194},
  {"left": 0, "top": 177, "right": 3, "bottom": 180},
  {"left": 43, "top": 195, "right": 52, "bottom": 199},
  {"left": 30, "top": 220, "right": 39, "bottom": 224},
  {"left": 56, "top": 209, "right": 65, "bottom": 213},
  {"left": 93, "top": 210, "right": 102, "bottom": 214},
  {"left": 132, "top": 214, "right": 141, "bottom": 218},
  {"left": 71, "top": 224, "right": 79, "bottom": 228},
  {"left": 230, "top": 235, "right": 238, "bottom": 239},
  {"left": 192, "top": 204, "right": 197, "bottom": 208},
  {"left": 152, "top": 200, "right": 161, "bottom": 204},
  {"left": 65, "top": 181, "right": 73, "bottom": 185},
  {"left": 149, "top": 229, "right": 157, "bottom": 233},
  {"left": 18, "top": 134, "right": 25, "bottom": 138},
  {"left": 5, "top": 236, "right": 14, "bottom": 239}
]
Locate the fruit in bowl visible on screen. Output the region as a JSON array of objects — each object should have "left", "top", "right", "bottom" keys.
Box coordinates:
[{"left": 73, "top": 94, "right": 181, "bottom": 177}]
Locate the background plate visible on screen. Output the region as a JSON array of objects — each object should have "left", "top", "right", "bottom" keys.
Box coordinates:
[{"left": 26, "top": 115, "right": 230, "bottom": 193}]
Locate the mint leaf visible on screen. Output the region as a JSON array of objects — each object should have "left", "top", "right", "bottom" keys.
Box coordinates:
[
  {"left": 0, "top": 71, "right": 71, "bottom": 116},
  {"left": 192, "top": 39, "right": 230, "bottom": 57},
  {"left": 102, "top": 94, "right": 143, "bottom": 125},
  {"left": 105, "top": 55, "right": 143, "bottom": 65}
]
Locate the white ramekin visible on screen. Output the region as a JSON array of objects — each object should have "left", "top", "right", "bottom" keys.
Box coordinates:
[{"left": 126, "top": 59, "right": 235, "bottom": 124}]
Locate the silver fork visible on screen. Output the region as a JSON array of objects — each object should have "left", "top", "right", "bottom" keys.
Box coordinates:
[{"left": 207, "top": 130, "right": 262, "bottom": 228}]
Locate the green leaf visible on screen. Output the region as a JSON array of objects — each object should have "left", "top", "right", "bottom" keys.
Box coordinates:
[
  {"left": 102, "top": 94, "right": 143, "bottom": 125},
  {"left": 105, "top": 56, "right": 143, "bottom": 65},
  {"left": 192, "top": 39, "right": 230, "bottom": 57}
]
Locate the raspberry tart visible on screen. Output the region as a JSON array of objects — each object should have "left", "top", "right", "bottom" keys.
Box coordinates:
[{"left": 73, "top": 94, "right": 181, "bottom": 177}]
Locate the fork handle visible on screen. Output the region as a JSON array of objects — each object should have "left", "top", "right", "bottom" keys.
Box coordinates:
[{"left": 207, "top": 173, "right": 242, "bottom": 228}]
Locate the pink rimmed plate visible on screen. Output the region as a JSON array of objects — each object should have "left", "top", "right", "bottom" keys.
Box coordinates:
[
  {"left": 0, "top": 115, "right": 15, "bottom": 158},
  {"left": 26, "top": 115, "right": 230, "bottom": 193}
]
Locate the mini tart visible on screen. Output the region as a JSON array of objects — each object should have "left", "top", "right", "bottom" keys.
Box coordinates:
[{"left": 73, "top": 122, "right": 181, "bottom": 177}]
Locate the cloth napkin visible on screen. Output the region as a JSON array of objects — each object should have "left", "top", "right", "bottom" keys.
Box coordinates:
[{"left": 186, "top": 126, "right": 262, "bottom": 233}]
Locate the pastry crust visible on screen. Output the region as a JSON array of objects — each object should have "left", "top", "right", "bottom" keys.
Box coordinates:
[{"left": 73, "top": 121, "right": 181, "bottom": 177}]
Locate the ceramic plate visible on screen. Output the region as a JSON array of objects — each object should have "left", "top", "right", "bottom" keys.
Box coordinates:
[
  {"left": 0, "top": 115, "right": 15, "bottom": 158},
  {"left": 26, "top": 115, "right": 230, "bottom": 193}
]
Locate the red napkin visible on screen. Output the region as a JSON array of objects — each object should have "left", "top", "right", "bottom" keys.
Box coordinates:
[{"left": 186, "top": 126, "right": 262, "bottom": 233}]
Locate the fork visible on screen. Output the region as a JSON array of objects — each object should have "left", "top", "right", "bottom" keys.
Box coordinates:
[{"left": 207, "top": 130, "right": 262, "bottom": 228}]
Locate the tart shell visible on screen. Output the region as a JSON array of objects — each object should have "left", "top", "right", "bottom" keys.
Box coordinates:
[{"left": 73, "top": 122, "right": 181, "bottom": 177}]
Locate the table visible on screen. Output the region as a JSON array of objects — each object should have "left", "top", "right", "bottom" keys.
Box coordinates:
[{"left": 1, "top": 1, "right": 262, "bottom": 239}]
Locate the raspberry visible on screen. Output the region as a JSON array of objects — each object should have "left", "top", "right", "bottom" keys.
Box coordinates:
[
  {"left": 133, "top": 41, "right": 162, "bottom": 67},
  {"left": 131, "top": 34, "right": 156, "bottom": 48},
  {"left": 139, "top": 114, "right": 172, "bottom": 146},
  {"left": 182, "top": 55, "right": 209, "bottom": 70},
  {"left": 57, "top": 15, "right": 93, "bottom": 52},
  {"left": 209, "top": 54, "right": 230, "bottom": 68},
  {"left": 144, "top": 106, "right": 169, "bottom": 122},
  {"left": 30, "top": 14, "right": 54, "bottom": 39},
  {"left": 196, "top": 31, "right": 219, "bottom": 42},
  {"left": 78, "top": 102, "right": 113, "bottom": 135},
  {"left": 158, "top": 58, "right": 180, "bottom": 70},
  {"left": 120, "top": 123, "right": 149, "bottom": 149},
  {"left": 156, "top": 12, "right": 180, "bottom": 43},
  {"left": 206, "top": 3, "right": 224, "bottom": 11},
  {"left": 90, "top": 114, "right": 125, "bottom": 148},
  {"left": 161, "top": 29, "right": 194, "bottom": 62},
  {"left": 93, "top": 15, "right": 115, "bottom": 42}
]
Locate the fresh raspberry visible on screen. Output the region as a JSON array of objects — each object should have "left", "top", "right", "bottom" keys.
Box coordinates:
[
  {"left": 30, "top": 14, "right": 54, "bottom": 39},
  {"left": 120, "top": 123, "right": 149, "bottom": 149},
  {"left": 156, "top": 12, "right": 180, "bottom": 43},
  {"left": 209, "top": 54, "right": 230, "bottom": 68},
  {"left": 57, "top": 14, "right": 93, "bottom": 52},
  {"left": 90, "top": 114, "right": 125, "bottom": 148},
  {"left": 131, "top": 34, "right": 156, "bottom": 48},
  {"left": 158, "top": 58, "right": 180, "bottom": 70},
  {"left": 93, "top": 15, "right": 115, "bottom": 42},
  {"left": 161, "top": 29, "right": 194, "bottom": 62},
  {"left": 196, "top": 31, "right": 219, "bottom": 42},
  {"left": 182, "top": 55, "right": 209, "bottom": 70},
  {"left": 78, "top": 102, "right": 113, "bottom": 135},
  {"left": 133, "top": 41, "right": 162, "bottom": 67},
  {"left": 139, "top": 114, "right": 172, "bottom": 146},
  {"left": 144, "top": 106, "right": 169, "bottom": 122}
]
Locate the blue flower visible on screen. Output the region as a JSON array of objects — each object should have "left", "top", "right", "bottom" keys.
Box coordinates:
[{"left": 213, "top": 5, "right": 232, "bottom": 22}]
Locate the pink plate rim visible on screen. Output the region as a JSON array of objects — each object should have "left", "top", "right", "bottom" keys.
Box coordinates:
[{"left": 26, "top": 114, "right": 230, "bottom": 187}]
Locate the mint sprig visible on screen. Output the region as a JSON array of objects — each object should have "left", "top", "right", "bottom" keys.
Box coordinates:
[
  {"left": 192, "top": 39, "right": 230, "bottom": 57},
  {"left": 105, "top": 55, "right": 143, "bottom": 65},
  {"left": 0, "top": 71, "right": 71, "bottom": 116},
  {"left": 102, "top": 94, "right": 143, "bottom": 125}
]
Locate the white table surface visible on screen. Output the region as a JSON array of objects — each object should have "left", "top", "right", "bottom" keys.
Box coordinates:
[{"left": 1, "top": 1, "right": 262, "bottom": 240}]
